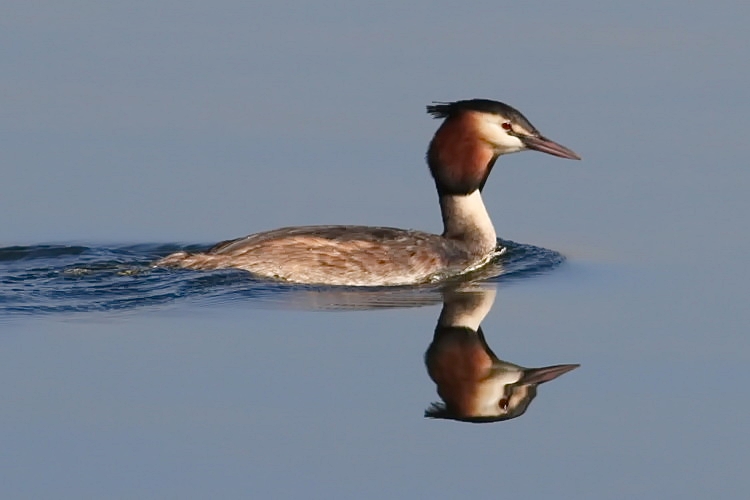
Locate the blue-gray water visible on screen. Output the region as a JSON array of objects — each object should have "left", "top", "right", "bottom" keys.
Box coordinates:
[{"left": 3, "top": 1, "right": 750, "bottom": 498}]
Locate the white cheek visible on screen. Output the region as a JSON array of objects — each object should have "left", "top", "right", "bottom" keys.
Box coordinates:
[
  {"left": 494, "top": 133, "right": 525, "bottom": 154},
  {"left": 479, "top": 120, "right": 526, "bottom": 154}
]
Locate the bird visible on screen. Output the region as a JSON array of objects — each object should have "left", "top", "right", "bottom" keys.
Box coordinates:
[{"left": 156, "top": 99, "right": 580, "bottom": 286}]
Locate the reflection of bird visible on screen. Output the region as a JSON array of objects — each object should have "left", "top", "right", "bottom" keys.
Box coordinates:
[
  {"left": 425, "top": 289, "right": 579, "bottom": 423},
  {"left": 157, "top": 100, "right": 579, "bottom": 286}
]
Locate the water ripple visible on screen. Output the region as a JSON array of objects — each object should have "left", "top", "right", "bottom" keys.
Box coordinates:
[{"left": 0, "top": 240, "right": 563, "bottom": 316}]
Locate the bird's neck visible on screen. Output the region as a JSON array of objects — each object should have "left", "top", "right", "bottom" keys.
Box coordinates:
[
  {"left": 438, "top": 289, "right": 497, "bottom": 330},
  {"left": 438, "top": 190, "right": 497, "bottom": 256}
]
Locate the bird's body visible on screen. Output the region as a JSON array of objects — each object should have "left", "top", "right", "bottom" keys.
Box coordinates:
[
  {"left": 156, "top": 99, "right": 580, "bottom": 286},
  {"left": 158, "top": 224, "right": 500, "bottom": 286}
]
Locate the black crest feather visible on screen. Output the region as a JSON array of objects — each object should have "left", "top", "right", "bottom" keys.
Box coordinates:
[{"left": 426, "top": 99, "right": 536, "bottom": 133}]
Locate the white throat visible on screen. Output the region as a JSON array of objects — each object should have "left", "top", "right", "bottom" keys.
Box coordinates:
[
  {"left": 439, "top": 190, "right": 497, "bottom": 256},
  {"left": 439, "top": 289, "right": 497, "bottom": 330}
]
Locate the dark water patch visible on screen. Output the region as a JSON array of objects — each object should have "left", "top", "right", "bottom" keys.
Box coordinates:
[
  {"left": 0, "top": 239, "right": 563, "bottom": 317},
  {"left": 492, "top": 238, "right": 566, "bottom": 281},
  {"left": 0, "top": 245, "right": 89, "bottom": 262}
]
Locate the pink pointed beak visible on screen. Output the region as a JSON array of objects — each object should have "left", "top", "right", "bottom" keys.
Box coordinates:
[{"left": 522, "top": 135, "right": 581, "bottom": 160}]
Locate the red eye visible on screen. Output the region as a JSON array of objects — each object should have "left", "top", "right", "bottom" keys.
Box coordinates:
[
  {"left": 499, "top": 398, "right": 509, "bottom": 410},
  {"left": 501, "top": 122, "right": 512, "bottom": 131}
]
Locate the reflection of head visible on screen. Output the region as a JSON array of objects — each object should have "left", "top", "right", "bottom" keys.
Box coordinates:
[{"left": 424, "top": 308, "right": 578, "bottom": 423}]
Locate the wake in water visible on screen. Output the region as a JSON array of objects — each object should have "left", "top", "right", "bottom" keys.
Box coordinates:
[{"left": 0, "top": 240, "right": 563, "bottom": 316}]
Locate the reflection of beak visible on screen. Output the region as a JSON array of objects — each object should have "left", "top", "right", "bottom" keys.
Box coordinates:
[
  {"left": 520, "top": 364, "right": 580, "bottom": 385},
  {"left": 521, "top": 135, "right": 581, "bottom": 160}
]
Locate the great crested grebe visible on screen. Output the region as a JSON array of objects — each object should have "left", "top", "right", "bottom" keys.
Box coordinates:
[{"left": 156, "top": 99, "right": 580, "bottom": 286}]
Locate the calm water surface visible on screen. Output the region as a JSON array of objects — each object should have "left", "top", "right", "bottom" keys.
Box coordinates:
[{"left": 2, "top": 238, "right": 747, "bottom": 498}]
